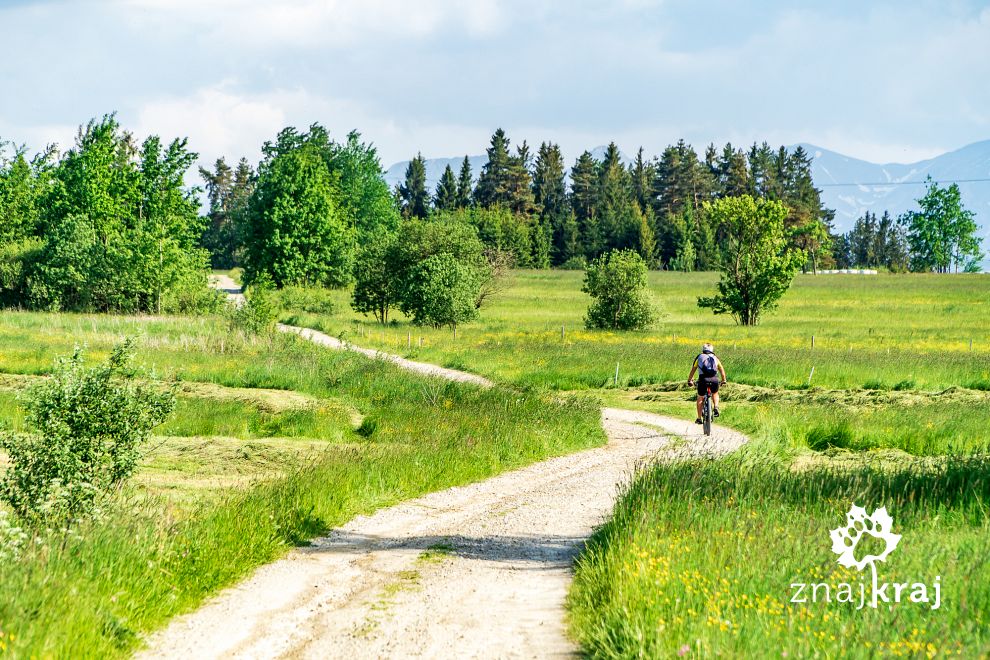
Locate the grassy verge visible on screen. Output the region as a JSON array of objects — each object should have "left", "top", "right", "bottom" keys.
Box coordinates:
[
  {"left": 568, "top": 452, "right": 990, "bottom": 657},
  {"left": 0, "top": 312, "right": 604, "bottom": 657}
]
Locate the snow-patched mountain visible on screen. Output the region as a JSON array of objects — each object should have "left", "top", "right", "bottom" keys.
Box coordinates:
[
  {"left": 384, "top": 142, "right": 990, "bottom": 265},
  {"left": 801, "top": 141, "right": 990, "bottom": 235}
]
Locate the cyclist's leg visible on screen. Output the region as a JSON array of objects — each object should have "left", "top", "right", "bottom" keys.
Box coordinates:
[{"left": 696, "top": 395, "right": 703, "bottom": 419}]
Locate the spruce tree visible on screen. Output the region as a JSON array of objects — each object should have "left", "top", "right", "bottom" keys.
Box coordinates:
[
  {"left": 399, "top": 153, "right": 429, "bottom": 219},
  {"left": 456, "top": 155, "right": 473, "bottom": 208},
  {"left": 434, "top": 164, "right": 459, "bottom": 212},
  {"left": 506, "top": 142, "right": 535, "bottom": 215},
  {"left": 717, "top": 143, "right": 751, "bottom": 197},
  {"left": 597, "top": 142, "right": 636, "bottom": 252},
  {"left": 532, "top": 142, "right": 567, "bottom": 218},
  {"left": 630, "top": 147, "right": 656, "bottom": 213},
  {"left": 533, "top": 142, "right": 569, "bottom": 264},
  {"left": 474, "top": 129, "right": 514, "bottom": 208},
  {"left": 570, "top": 151, "right": 601, "bottom": 257}
]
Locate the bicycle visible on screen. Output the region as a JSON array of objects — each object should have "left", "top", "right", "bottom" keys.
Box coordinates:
[{"left": 701, "top": 384, "right": 714, "bottom": 436}]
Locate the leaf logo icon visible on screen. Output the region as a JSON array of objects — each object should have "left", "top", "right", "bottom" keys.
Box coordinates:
[{"left": 829, "top": 505, "right": 901, "bottom": 571}]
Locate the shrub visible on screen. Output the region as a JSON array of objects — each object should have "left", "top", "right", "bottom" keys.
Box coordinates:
[
  {"left": 559, "top": 255, "right": 588, "bottom": 270},
  {"left": 230, "top": 273, "right": 278, "bottom": 335},
  {"left": 272, "top": 286, "right": 336, "bottom": 315},
  {"left": 403, "top": 253, "right": 483, "bottom": 329},
  {"left": 0, "top": 341, "right": 175, "bottom": 527},
  {"left": 0, "top": 237, "right": 43, "bottom": 307},
  {"left": 582, "top": 249, "right": 657, "bottom": 330}
]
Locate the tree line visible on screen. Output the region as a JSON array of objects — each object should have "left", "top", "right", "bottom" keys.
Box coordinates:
[
  {"left": 1, "top": 117, "right": 984, "bottom": 316},
  {"left": 396, "top": 130, "right": 834, "bottom": 273}
]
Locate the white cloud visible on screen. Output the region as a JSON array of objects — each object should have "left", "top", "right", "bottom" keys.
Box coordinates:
[
  {"left": 117, "top": 0, "right": 508, "bottom": 47},
  {"left": 131, "top": 83, "right": 494, "bottom": 171}
]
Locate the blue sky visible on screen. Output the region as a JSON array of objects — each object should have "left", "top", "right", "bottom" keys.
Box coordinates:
[{"left": 2, "top": 0, "right": 989, "bottom": 169}]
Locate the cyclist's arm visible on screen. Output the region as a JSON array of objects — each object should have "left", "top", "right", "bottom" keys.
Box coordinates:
[
  {"left": 688, "top": 359, "right": 698, "bottom": 382},
  {"left": 718, "top": 361, "right": 727, "bottom": 382}
]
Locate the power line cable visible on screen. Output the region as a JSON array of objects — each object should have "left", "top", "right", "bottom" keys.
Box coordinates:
[{"left": 818, "top": 177, "right": 990, "bottom": 187}]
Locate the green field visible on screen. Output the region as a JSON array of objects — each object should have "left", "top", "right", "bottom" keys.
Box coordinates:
[
  {"left": 289, "top": 270, "right": 990, "bottom": 458},
  {"left": 282, "top": 269, "right": 990, "bottom": 656},
  {"left": 290, "top": 270, "right": 990, "bottom": 391},
  {"left": 2, "top": 270, "right": 988, "bottom": 657},
  {"left": 0, "top": 311, "right": 603, "bottom": 657}
]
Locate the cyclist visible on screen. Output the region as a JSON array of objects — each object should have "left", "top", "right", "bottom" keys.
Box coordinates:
[{"left": 687, "top": 343, "right": 727, "bottom": 425}]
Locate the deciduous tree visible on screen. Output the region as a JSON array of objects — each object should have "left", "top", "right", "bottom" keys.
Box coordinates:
[{"left": 698, "top": 195, "right": 803, "bottom": 326}]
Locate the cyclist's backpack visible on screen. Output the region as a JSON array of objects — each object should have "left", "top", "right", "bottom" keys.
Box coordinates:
[{"left": 698, "top": 353, "right": 718, "bottom": 378}]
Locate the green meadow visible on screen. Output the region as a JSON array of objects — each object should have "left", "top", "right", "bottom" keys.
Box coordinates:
[
  {"left": 289, "top": 270, "right": 990, "bottom": 391},
  {"left": 1, "top": 269, "right": 988, "bottom": 657},
  {"left": 0, "top": 311, "right": 602, "bottom": 657},
  {"left": 289, "top": 270, "right": 990, "bottom": 458},
  {"left": 283, "top": 269, "right": 990, "bottom": 656}
]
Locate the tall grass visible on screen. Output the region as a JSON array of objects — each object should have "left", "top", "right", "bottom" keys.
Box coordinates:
[
  {"left": 0, "top": 312, "right": 604, "bottom": 657},
  {"left": 568, "top": 453, "right": 990, "bottom": 657}
]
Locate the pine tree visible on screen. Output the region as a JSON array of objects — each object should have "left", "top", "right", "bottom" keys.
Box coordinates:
[
  {"left": 570, "top": 151, "right": 601, "bottom": 257},
  {"left": 456, "top": 155, "right": 473, "bottom": 208},
  {"left": 630, "top": 147, "right": 655, "bottom": 213},
  {"left": 399, "top": 153, "right": 429, "bottom": 219},
  {"left": 533, "top": 142, "right": 570, "bottom": 264},
  {"left": 199, "top": 158, "right": 236, "bottom": 267},
  {"left": 433, "top": 164, "right": 458, "bottom": 212},
  {"left": 597, "top": 142, "right": 636, "bottom": 252},
  {"left": 474, "top": 129, "right": 514, "bottom": 208}
]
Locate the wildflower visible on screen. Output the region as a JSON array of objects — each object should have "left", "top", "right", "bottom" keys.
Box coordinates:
[{"left": 678, "top": 644, "right": 691, "bottom": 656}]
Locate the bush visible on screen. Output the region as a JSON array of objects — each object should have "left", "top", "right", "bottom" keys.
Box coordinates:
[
  {"left": 350, "top": 219, "right": 500, "bottom": 327},
  {"left": 272, "top": 286, "right": 336, "bottom": 315},
  {"left": 0, "top": 237, "right": 43, "bottom": 307},
  {"left": 559, "top": 255, "right": 588, "bottom": 271},
  {"left": 582, "top": 249, "right": 657, "bottom": 330},
  {"left": 403, "top": 254, "right": 483, "bottom": 329},
  {"left": 230, "top": 273, "right": 278, "bottom": 335},
  {"left": 0, "top": 341, "right": 175, "bottom": 527}
]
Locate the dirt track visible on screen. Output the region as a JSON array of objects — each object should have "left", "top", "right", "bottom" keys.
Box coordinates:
[{"left": 140, "top": 283, "right": 746, "bottom": 659}]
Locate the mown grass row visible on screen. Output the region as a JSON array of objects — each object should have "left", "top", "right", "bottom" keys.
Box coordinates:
[
  {"left": 568, "top": 453, "right": 990, "bottom": 657},
  {"left": 612, "top": 382, "right": 990, "bottom": 457},
  {"left": 0, "top": 312, "right": 604, "bottom": 657}
]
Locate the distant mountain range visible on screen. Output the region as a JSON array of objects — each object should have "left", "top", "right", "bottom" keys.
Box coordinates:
[{"left": 384, "top": 141, "right": 990, "bottom": 267}]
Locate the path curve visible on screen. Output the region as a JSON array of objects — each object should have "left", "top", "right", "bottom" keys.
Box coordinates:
[{"left": 139, "top": 283, "right": 747, "bottom": 659}]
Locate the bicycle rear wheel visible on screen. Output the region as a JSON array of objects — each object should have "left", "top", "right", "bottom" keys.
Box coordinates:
[{"left": 702, "top": 394, "right": 712, "bottom": 435}]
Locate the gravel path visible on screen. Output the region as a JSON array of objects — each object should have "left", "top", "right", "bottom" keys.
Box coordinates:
[{"left": 140, "top": 281, "right": 747, "bottom": 659}]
